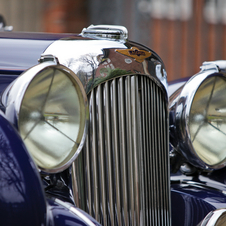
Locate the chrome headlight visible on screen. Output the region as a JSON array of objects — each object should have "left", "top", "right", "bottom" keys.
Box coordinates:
[
  {"left": 170, "top": 62, "right": 226, "bottom": 170},
  {"left": 199, "top": 209, "right": 226, "bottom": 226},
  {"left": 3, "top": 60, "right": 88, "bottom": 173}
]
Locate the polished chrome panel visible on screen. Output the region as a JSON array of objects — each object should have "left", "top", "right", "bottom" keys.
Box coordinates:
[
  {"left": 73, "top": 74, "right": 170, "bottom": 226},
  {"left": 201, "top": 60, "right": 226, "bottom": 71},
  {"left": 199, "top": 208, "right": 226, "bottom": 226},
  {"left": 81, "top": 24, "right": 128, "bottom": 41},
  {"left": 43, "top": 39, "right": 168, "bottom": 93}
]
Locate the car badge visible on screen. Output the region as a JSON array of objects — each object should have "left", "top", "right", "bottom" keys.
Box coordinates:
[{"left": 116, "top": 47, "right": 152, "bottom": 63}]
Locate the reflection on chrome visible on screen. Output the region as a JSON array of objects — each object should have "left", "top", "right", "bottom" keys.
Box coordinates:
[{"left": 189, "top": 76, "right": 226, "bottom": 166}]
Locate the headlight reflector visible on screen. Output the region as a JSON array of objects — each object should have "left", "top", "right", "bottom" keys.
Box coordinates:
[
  {"left": 170, "top": 67, "right": 226, "bottom": 170},
  {"left": 189, "top": 76, "right": 226, "bottom": 166},
  {"left": 4, "top": 62, "right": 88, "bottom": 173}
]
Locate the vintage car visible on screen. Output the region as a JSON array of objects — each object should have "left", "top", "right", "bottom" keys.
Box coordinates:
[{"left": 0, "top": 16, "right": 226, "bottom": 226}]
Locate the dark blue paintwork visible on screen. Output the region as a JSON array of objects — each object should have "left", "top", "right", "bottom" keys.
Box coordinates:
[
  {"left": 0, "top": 74, "right": 18, "bottom": 98},
  {"left": 172, "top": 185, "right": 216, "bottom": 226},
  {"left": 0, "top": 32, "right": 82, "bottom": 72},
  {"left": 0, "top": 111, "right": 46, "bottom": 226},
  {"left": 170, "top": 162, "right": 226, "bottom": 225},
  {"left": 168, "top": 77, "right": 189, "bottom": 96},
  {"left": 47, "top": 198, "right": 102, "bottom": 226},
  {"left": 171, "top": 177, "right": 226, "bottom": 225}
]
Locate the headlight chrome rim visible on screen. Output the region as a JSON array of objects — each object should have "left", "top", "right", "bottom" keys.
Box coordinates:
[
  {"left": 199, "top": 208, "right": 226, "bottom": 226},
  {"left": 171, "top": 66, "right": 226, "bottom": 170},
  {"left": 4, "top": 61, "right": 88, "bottom": 173}
]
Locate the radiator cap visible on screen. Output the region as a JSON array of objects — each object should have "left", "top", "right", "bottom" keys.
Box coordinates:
[{"left": 81, "top": 24, "right": 128, "bottom": 41}]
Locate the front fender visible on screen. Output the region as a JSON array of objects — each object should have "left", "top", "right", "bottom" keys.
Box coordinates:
[
  {"left": 171, "top": 182, "right": 226, "bottom": 226},
  {"left": 0, "top": 111, "right": 46, "bottom": 226},
  {"left": 47, "top": 198, "right": 102, "bottom": 226}
]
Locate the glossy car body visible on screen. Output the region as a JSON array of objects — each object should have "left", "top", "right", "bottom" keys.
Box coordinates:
[{"left": 0, "top": 22, "right": 226, "bottom": 226}]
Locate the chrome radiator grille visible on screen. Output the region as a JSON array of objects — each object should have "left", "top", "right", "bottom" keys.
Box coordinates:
[{"left": 73, "top": 74, "right": 171, "bottom": 226}]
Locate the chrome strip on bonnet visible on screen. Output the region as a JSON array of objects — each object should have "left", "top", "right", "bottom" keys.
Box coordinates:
[
  {"left": 73, "top": 74, "right": 170, "bottom": 226},
  {"left": 54, "top": 198, "right": 96, "bottom": 226}
]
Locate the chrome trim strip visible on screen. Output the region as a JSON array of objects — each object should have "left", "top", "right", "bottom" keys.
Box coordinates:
[
  {"left": 132, "top": 76, "right": 140, "bottom": 225},
  {"left": 111, "top": 79, "right": 122, "bottom": 225},
  {"left": 85, "top": 131, "right": 92, "bottom": 213},
  {"left": 105, "top": 81, "right": 115, "bottom": 225},
  {"left": 126, "top": 76, "right": 135, "bottom": 225},
  {"left": 97, "top": 85, "right": 107, "bottom": 225},
  {"left": 81, "top": 24, "right": 128, "bottom": 41},
  {"left": 91, "top": 92, "right": 99, "bottom": 221},
  {"left": 144, "top": 77, "right": 150, "bottom": 225},
  {"left": 54, "top": 198, "right": 96, "bottom": 226},
  {"left": 118, "top": 77, "right": 129, "bottom": 225}
]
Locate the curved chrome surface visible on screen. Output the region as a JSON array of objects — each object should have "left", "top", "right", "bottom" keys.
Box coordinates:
[
  {"left": 169, "top": 61, "right": 226, "bottom": 170},
  {"left": 43, "top": 38, "right": 168, "bottom": 94},
  {"left": 199, "top": 208, "right": 226, "bottom": 226},
  {"left": 81, "top": 24, "right": 128, "bottom": 41},
  {"left": 54, "top": 198, "right": 96, "bottom": 226},
  {"left": 3, "top": 61, "right": 89, "bottom": 173},
  {"left": 202, "top": 60, "right": 226, "bottom": 71},
  {"left": 5, "top": 61, "right": 58, "bottom": 119}
]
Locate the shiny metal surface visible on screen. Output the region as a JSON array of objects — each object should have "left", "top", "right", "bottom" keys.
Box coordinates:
[
  {"left": 73, "top": 73, "right": 170, "bottom": 226},
  {"left": 2, "top": 61, "right": 88, "bottom": 173},
  {"left": 190, "top": 76, "right": 226, "bottom": 166},
  {"left": 54, "top": 198, "right": 96, "bottom": 226},
  {"left": 81, "top": 24, "right": 128, "bottom": 41},
  {"left": 199, "top": 209, "right": 226, "bottom": 226},
  {"left": 169, "top": 61, "right": 226, "bottom": 170},
  {"left": 43, "top": 38, "right": 168, "bottom": 93}
]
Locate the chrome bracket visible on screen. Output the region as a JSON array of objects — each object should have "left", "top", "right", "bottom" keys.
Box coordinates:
[
  {"left": 200, "top": 60, "right": 226, "bottom": 72},
  {"left": 38, "top": 54, "right": 59, "bottom": 64},
  {"left": 81, "top": 24, "right": 128, "bottom": 41}
]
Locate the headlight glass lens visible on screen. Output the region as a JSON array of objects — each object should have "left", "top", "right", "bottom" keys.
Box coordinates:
[
  {"left": 19, "top": 67, "right": 86, "bottom": 171},
  {"left": 189, "top": 76, "right": 226, "bottom": 166}
]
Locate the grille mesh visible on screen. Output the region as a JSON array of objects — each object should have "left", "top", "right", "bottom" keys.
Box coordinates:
[{"left": 73, "top": 74, "right": 171, "bottom": 226}]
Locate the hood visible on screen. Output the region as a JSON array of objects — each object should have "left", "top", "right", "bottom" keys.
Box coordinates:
[
  {"left": 43, "top": 37, "right": 168, "bottom": 93},
  {"left": 0, "top": 25, "right": 168, "bottom": 94}
]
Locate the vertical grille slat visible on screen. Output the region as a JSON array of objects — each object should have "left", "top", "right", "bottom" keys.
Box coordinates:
[
  {"left": 157, "top": 86, "right": 164, "bottom": 226},
  {"left": 151, "top": 82, "right": 158, "bottom": 226},
  {"left": 91, "top": 91, "right": 100, "bottom": 221},
  {"left": 85, "top": 130, "right": 92, "bottom": 214},
  {"left": 160, "top": 90, "right": 167, "bottom": 226},
  {"left": 131, "top": 76, "right": 140, "bottom": 225},
  {"left": 144, "top": 77, "right": 151, "bottom": 225},
  {"left": 154, "top": 83, "right": 161, "bottom": 225},
  {"left": 125, "top": 76, "right": 135, "bottom": 225},
  {"left": 118, "top": 77, "right": 129, "bottom": 226},
  {"left": 74, "top": 74, "right": 171, "bottom": 226},
  {"left": 138, "top": 76, "right": 146, "bottom": 226},
  {"left": 111, "top": 79, "right": 122, "bottom": 226},
  {"left": 163, "top": 91, "right": 171, "bottom": 226},
  {"left": 97, "top": 86, "right": 107, "bottom": 226},
  {"left": 104, "top": 81, "right": 115, "bottom": 226}
]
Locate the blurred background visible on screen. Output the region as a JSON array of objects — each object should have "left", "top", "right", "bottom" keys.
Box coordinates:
[{"left": 1, "top": 0, "right": 226, "bottom": 81}]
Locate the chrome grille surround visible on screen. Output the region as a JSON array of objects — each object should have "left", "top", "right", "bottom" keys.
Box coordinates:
[{"left": 73, "top": 74, "right": 171, "bottom": 226}]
